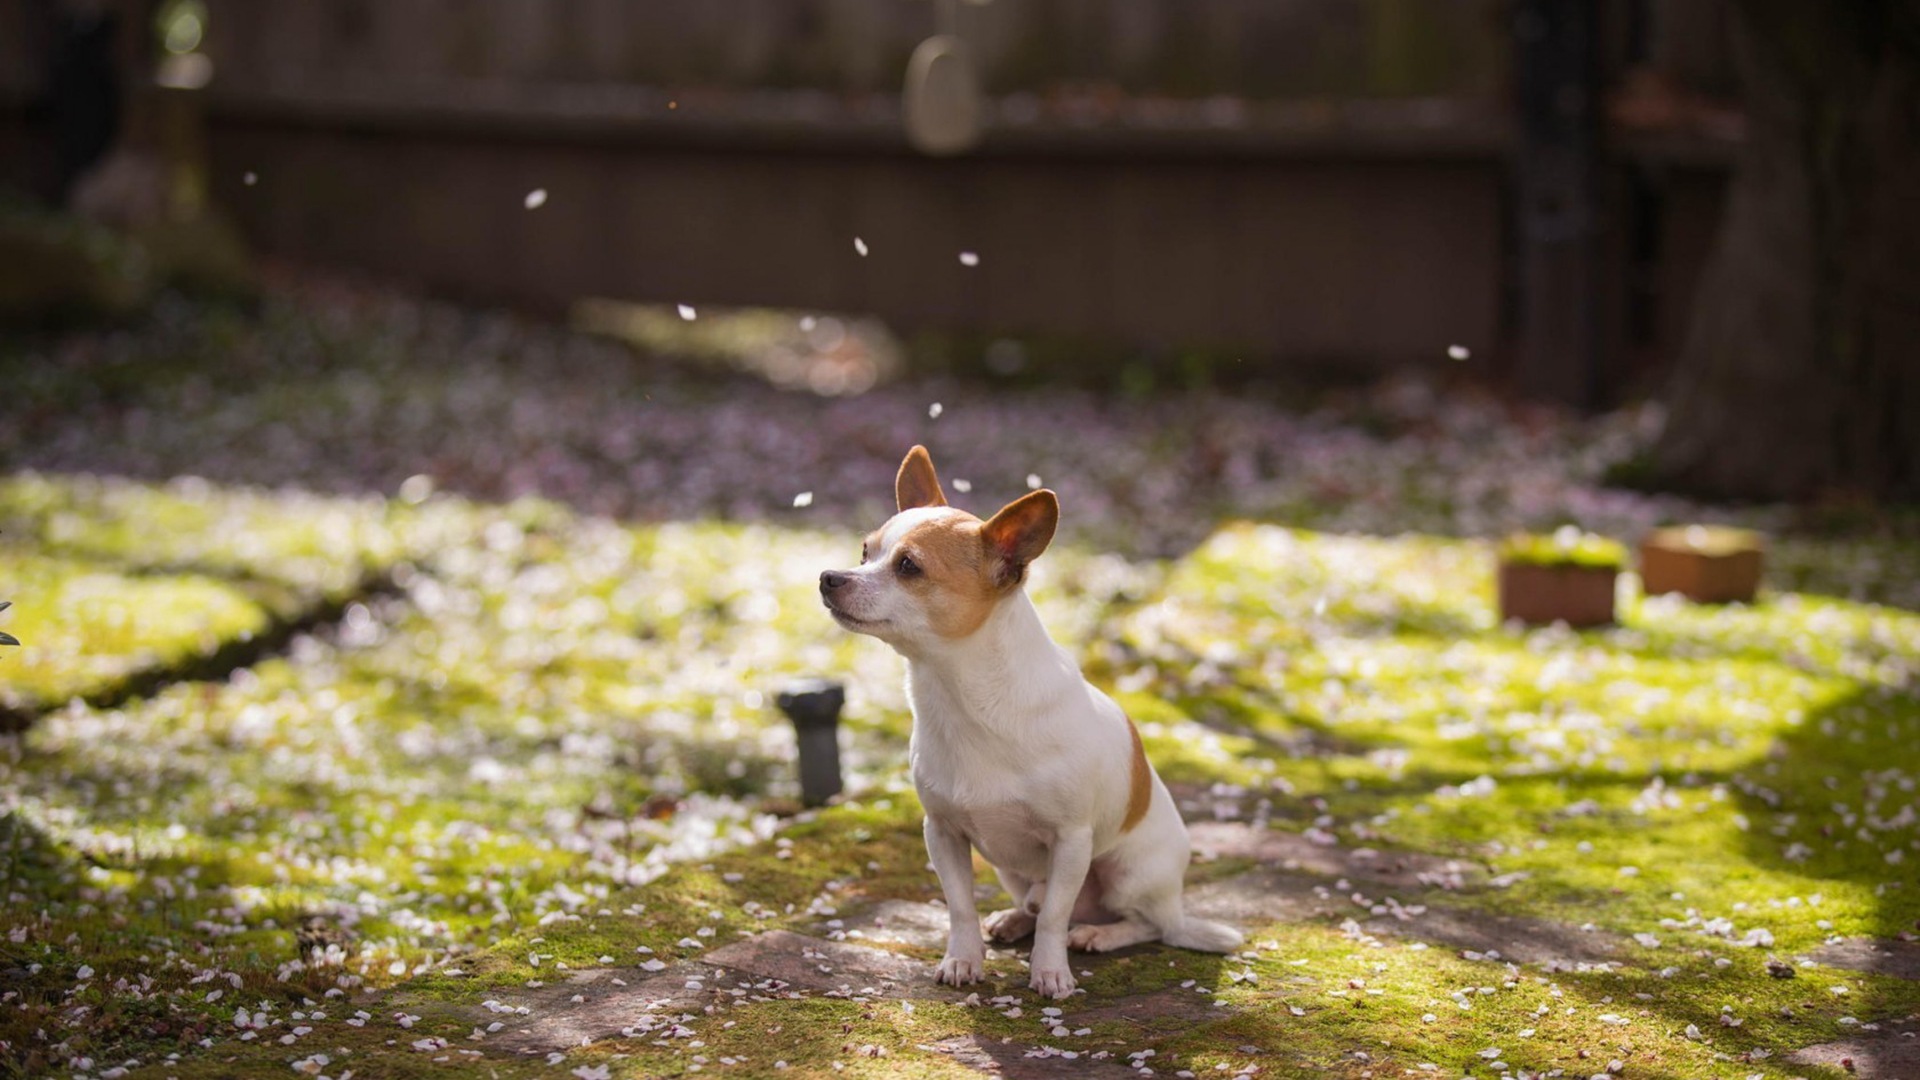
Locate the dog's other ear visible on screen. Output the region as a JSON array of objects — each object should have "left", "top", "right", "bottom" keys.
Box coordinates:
[
  {"left": 981, "top": 489, "right": 1058, "bottom": 585},
  {"left": 896, "top": 445, "right": 948, "bottom": 512}
]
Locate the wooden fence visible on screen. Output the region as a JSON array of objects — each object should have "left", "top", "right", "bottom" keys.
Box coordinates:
[
  {"left": 6, "top": 0, "right": 1739, "bottom": 399},
  {"left": 199, "top": 0, "right": 1510, "bottom": 101}
]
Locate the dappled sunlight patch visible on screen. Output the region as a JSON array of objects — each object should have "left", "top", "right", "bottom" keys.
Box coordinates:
[
  {"left": 0, "top": 472, "right": 408, "bottom": 599},
  {"left": 0, "top": 551, "right": 269, "bottom": 711}
]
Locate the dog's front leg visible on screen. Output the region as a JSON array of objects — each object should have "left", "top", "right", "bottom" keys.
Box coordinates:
[
  {"left": 924, "top": 815, "right": 986, "bottom": 985},
  {"left": 1029, "top": 825, "right": 1092, "bottom": 998}
]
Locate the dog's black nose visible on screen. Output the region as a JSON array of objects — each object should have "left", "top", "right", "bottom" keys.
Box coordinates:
[{"left": 820, "top": 570, "right": 850, "bottom": 593}]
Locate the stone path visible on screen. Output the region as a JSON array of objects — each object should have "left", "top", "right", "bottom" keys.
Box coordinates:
[
  {"left": 1787, "top": 1015, "right": 1920, "bottom": 1080},
  {"left": 1185, "top": 821, "right": 1627, "bottom": 966},
  {"left": 1813, "top": 937, "right": 1920, "bottom": 982},
  {"left": 438, "top": 821, "right": 1920, "bottom": 1076}
]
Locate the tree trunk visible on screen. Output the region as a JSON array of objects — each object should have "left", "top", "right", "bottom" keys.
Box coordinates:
[{"left": 1652, "top": 1, "right": 1920, "bottom": 501}]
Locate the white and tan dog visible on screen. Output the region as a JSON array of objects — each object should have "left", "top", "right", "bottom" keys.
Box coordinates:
[{"left": 820, "top": 446, "right": 1241, "bottom": 998}]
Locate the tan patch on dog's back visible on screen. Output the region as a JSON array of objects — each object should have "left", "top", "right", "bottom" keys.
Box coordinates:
[
  {"left": 1123, "top": 719, "right": 1151, "bottom": 832},
  {"left": 893, "top": 513, "right": 1005, "bottom": 639}
]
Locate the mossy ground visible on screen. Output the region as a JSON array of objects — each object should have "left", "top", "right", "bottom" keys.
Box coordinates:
[
  {"left": 2, "top": 479, "right": 1914, "bottom": 1080},
  {"left": 2, "top": 289, "right": 1917, "bottom": 1079}
]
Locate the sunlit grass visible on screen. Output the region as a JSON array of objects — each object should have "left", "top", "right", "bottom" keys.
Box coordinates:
[
  {"left": 0, "top": 551, "right": 268, "bottom": 711},
  {"left": 0, "top": 478, "right": 1916, "bottom": 1078}
]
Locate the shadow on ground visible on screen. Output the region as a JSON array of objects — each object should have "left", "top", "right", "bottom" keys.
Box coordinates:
[{"left": 1735, "top": 687, "right": 1920, "bottom": 1079}]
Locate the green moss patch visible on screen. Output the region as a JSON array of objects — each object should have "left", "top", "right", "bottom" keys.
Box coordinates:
[
  {"left": 0, "top": 549, "right": 269, "bottom": 713},
  {"left": 1500, "top": 528, "right": 1630, "bottom": 570},
  {"left": 1646, "top": 524, "right": 1767, "bottom": 557}
]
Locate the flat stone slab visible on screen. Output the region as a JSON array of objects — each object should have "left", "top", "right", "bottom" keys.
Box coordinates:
[
  {"left": 1186, "top": 867, "right": 1348, "bottom": 926},
  {"left": 1812, "top": 937, "right": 1920, "bottom": 981},
  {"left": 827, "top": 823, "right": 1489, "bottom": 959},
  {"left": 475, "top": 963, "right": 726, "bottom": 1055},
  {"left": 825, "top": 898, "right": 951, "bottom": 951},
  {"left": 1189, "top": 821, "right": 1486, "bottom": 891},
  {"left": 1064, "top": 985, "right": 1235, "bottom": 1030},
  {"left": 1788, "top": 1015, "right": 1920, "bottom": 1079},
  {"left": 822, "top": 900, "right": 1209, "bottom": 984},
  {"left": 464, "top": 928, "right": 1236, "bottom": 1065},
  {"left": 1191, "top": 866, "right": 1622, "bottom": 967},
  {"left": 923, "top": 1034, "right": 1145, "bottom": 1078},
  {"left": 705, "top": 928, "right": 962, "bottom": 999}
]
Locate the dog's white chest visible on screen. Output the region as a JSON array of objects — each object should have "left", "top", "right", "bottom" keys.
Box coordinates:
[
  {"left": 911, "top": 715, "right": 1087, "bottom": 880},
  {"left": 919, "top": 791, "right": 1053, "bottom": 876}
]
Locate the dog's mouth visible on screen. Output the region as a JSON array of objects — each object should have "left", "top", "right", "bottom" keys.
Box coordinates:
[{"left": 824, "top": 602, "right": 886, "bottom": 629}]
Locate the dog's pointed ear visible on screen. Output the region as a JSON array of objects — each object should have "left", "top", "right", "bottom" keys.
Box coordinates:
[
  {"left": 896, "top": 445, "right": 948, "bottom": 512},
  {"left": 981, "top": 489, "right": 1058, "bottom": 585}
]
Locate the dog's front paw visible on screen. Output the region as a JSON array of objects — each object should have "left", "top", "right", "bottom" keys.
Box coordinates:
[
  {"left": 983, "top": 907, "right": 1036, "bottom": 943},
  {"left": 1029, "top": 964, "right": 1076, "bottom": 999},
  {"left": 934, "top": 954, "right": 985, "bottom": 986}
]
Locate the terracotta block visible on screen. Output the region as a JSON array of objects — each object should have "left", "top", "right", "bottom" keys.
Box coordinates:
[
  {"left": 1640, "top": 526, "right": 1764, "bottom": 603},
  {"left": 1497, "top": 562, "right": 1617, "bottom": 627}
]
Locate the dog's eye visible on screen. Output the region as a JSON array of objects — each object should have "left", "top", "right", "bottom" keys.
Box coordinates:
[
  {"left": 896, "top": 553, "right": 921, "bottom": 577},
  {"left": 860, "top": 544, "right": 868, "bottom": 564}
]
